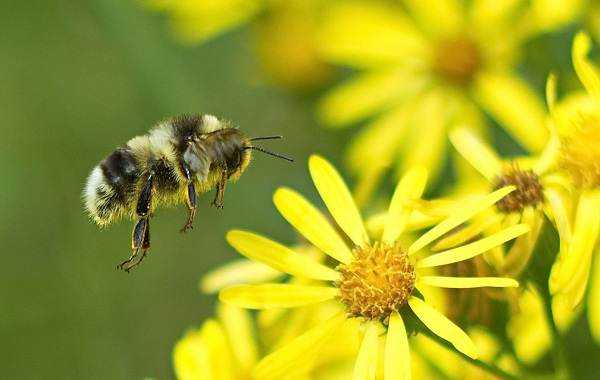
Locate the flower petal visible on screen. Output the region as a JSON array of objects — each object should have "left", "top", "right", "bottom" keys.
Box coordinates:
[
  {"left": 385, "top": 312, "right": 411, "bottom": 380},
  {"left": 474, "top": 71, "right": 548, "bottom": 152},
  {"left": 449, "top": 127, "right": 502, "bottom": 181},
  {"left": 317, "top": 1, "right": 429, "bottom": 68},
  {"left": 273, "top": 187, "right": 353, "bottom": 264},
  {"left": 200, "top": 259, "right": 284, "bottom": 294},
  {"left": 543, "top": 187, "right": 572, "bottom": 251},
  {"left": 402, "top": 0, "right": 464, "bottom": 37},
  {"left": 353, "top": 322, "right": 380, "bottom": 380},
  {"left": 432, "top": 212, "right": 503, "bottom": 251},
  {"left": 588, "top": 248, "right": 600, "bottom": 343},
  {"left": 383, "top": 166, "right": 428, "bottom": 244},
  {"left": 550, "top": 191, "right": 600, "bottom": 295},
  {"left": 408, "top": 297, "right": 479, "bottom": 359},
  {"left": 573, "top": 32, "right": 600, "bottom": 100},
  {"left": 309, "top": 155, "right": 369, "bottom": 246},
  {"left": 173, "top": 328, "right": 212, "bottom": 380},
  {"left": 318, "top": 69, "right": 428, "bottom": 127},
  {"left": 419, "top": 276, "right": 519, "bottom": 288},
  {"left": 200, "top": 320, "right": 236, "bottom": 380},
  {"left": 417, "top": 224, "right": 530, "bottom": 268},
  {"left": 253, "top": 313, "right": 347, "bottom": 380},
  {"left": 219, "top": 284, "right": 339, "bottom": 309},
  {"left": 226, "top": 230, "right": 339, "bottom": 281},
  {"left": 217, "top": 303, "right": 258, "bottom": 373},
  {"left": 409, "top": 186, "right": 516, "bottom": 254},
  {"left": 398, "top": 90, "right": 448, "bottom": 182}
]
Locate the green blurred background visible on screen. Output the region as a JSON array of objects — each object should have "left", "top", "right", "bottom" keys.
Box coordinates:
[
  {"left": 1, "top": 0, "right": 599, "bottom": 379},
  {"left": 0, "top": 1, "right": 344, "bottom": 378}
]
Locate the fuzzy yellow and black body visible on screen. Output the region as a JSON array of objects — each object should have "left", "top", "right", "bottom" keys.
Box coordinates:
[{"left": 84, "top": 114, "right": 290, "bottom": 271}]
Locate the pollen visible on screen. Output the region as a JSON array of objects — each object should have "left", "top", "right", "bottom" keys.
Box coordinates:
[
  {"left": 492, "top": 165, "right": 543, "bottom": 213},
  {"left": 337, "top": 242, "right": 415, "bottom": 321},
  {"left": 559, "top": 115, "right": 600, "bottom": 189},
  {"left": 434, "top": 37, "right": 481, "bottom": 85}
]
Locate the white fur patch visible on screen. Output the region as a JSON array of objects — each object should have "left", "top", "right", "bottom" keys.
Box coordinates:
[
  {"left": 84, "top": 166, "right": 103, "bottom": 217},
  {"left": 148, "top": 124, "right": 175, "bottom": 158},
  {"left": 202, "top": 114, "right": 223, "bottom": 133}
]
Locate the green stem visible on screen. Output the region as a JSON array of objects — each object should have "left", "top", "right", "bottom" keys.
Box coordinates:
[
  {"left": 539, "top": 285, "right": 571, "bottom": 380},
  {"left": 421, "top": 330, "right": 520, "bottom": 380}
]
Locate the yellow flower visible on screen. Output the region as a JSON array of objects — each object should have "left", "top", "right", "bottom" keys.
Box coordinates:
[
  {"left": 173, "top": 303, "right": 259, "bottom": 380},
  {"left": 448, "top": 125, "right": 570, "bottom": 276},
  {"left": 316, "top": 0, "right": 580, "bottom": 204},
  {"left": 146, "top": 0, "right": 333, "bottom": 91},
  {"left": 219, "top": 155, "right": 527, "bottom": 379},
  {"left": 545, "top": 32, "right": 600, "bottom": 336}
]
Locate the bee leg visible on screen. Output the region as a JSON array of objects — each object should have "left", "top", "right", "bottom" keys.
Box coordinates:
[
  {"left": 180, "top": 162, "right": 197, "bottom": 233},
  {"left": 121, "top": 219, "right": 151, "bottom": 272},
  {"left": 117, "top": 174, "right": 154, "bottom": 272},
  {"left": 212, "top": 171, "right": 227, "bottom": 209}
]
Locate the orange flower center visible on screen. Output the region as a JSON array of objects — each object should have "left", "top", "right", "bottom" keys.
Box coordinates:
[
  {"left": 434, "top": 37, "right": 481, "bottom": 85},
  {"left": 337, "top": 242, "right": 415, "bottom": 321},
  {"left": 492, "top": 165, "right": 543, "bottom": 213}
]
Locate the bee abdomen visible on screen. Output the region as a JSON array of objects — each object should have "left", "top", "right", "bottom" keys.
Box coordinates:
[{"left": 84, "top": 147, "right": 140, "bottom": 225}]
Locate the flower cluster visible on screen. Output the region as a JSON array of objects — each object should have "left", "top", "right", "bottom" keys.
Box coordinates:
[{"left": 145, "top": 2, "right": 600, "bottom": 379}]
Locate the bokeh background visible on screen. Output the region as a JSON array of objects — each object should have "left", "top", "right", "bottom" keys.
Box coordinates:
[{"left": 1, "top": 0, "right": 598, "bottom": 379}]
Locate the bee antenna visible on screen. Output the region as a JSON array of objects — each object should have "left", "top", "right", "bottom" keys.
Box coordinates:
[
  {"left": 244, "top": 146, "right": 294, "bottom": 162},
  {"left": 250, "top": 135, "right": 283, "bottom": 141}
]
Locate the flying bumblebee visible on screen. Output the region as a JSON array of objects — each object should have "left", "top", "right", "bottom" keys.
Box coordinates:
[{"left": 84, "top": 114, "right": 292, "bottom": 272}]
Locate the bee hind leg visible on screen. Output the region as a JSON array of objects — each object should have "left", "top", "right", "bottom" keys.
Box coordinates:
[
  {"left": 119, "top": 219, "right": 151, "bottom": 272},
  {"left": 180, "top": 181, "right": 197, "bottom": 233},
  {"left": 117, "top": 174, "right": 153, "bottom": 272}
]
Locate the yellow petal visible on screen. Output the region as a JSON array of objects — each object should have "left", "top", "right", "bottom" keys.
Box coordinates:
[
  {"left": 543, "top": 187, "right": 572, "bottom": 250},
  {"left": 417, "top": 224, "right": 529, "bottom": 268},
  {"left": 318, "top": 69, "right": 428, "bottom": 127},
  {"left": 475, "top": 71, "right": 548, "bottom": 152},
  {"left": 317, "top": 1, "right": 428, "bottom": 68},
  {"left": 588, "top": 249, "right": 600, "bottom": 343},
  {"left": 274, "top": 187, "right": 353, "bottom": 264},
  {"left": 217, "top": 303, "right": 258, "bottom": 373},
  {"left": 353, "top": 322, "right": 380, "bottom": 380},
  {"left": 384, "top": 312, "right": 411, "bottom": 380},
  {"left": 382, "top": 167, "right": 428, "bottom": 244},
  {"left": 253, "top": 313, "right": 347, "bottom": 380},
  {"left": 419, "top": 276, "right": 519, "bottom": 288},
  {"left": 200, "top": 320, "right": 235, "bottom": 380},
  {"left": 408, "top": 297, "right": 478, "bottom": 359},
  {"left": 346, "top": 104, "right": 412, "bottom": 174},
  {"left": 402, "top": 0, "right": 464, "bottom": 37},
  {"left": 572, "top": 32, "right": 600, "bottom": 100},
  {"left": 309, "top": 155, "right": 369, "bottom": 246},
  {"left": 398, "top": 91, "right": 447, "bottom": 182},
  {"left": 502, "top": 208, "right": 544, "bottom": 276},
  {"left": 173, "top": 329, "right": 212, "bottom": 380},
  {"left": 432, "top": 212, "right": 503, "bottom": 251},
  {"left": 226, "top": 230, "right": 339, "bottom": 281},
  {"left": 158, "top": 0, "right": 264, "bottom": 44},
  {"left": 449, "top": 127, "right": 502, "bottom": 181},
  {"left": 219, "top": 284, "right": 339, "bottom": 309},
  {"left": 550, "top": 191, "right": 600, "bottom": 295},
  {"left": 200, "top": 259, "right": 284, "bottom": 294},
  {"left": 409, "top": 186, "right": 516, "bottom": 254}
]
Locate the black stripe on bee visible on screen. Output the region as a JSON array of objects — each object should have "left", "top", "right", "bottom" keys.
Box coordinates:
[{"left": 100, "top": 147, "right": 139, "bottom": 203}]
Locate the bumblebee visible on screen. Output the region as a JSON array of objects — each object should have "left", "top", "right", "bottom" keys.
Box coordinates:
[{"left": 84, "top": 114, "right": 291, "bottom": 271}]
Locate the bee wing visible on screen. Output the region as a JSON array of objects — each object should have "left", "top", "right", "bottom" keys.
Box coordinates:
[{"left": 183, "top": 143, "right": 210, "bottom": 182}]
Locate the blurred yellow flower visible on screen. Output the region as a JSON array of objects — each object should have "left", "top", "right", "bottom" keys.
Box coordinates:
[
  {"left": 219, "top": 155, "right": 527, "bottom": 379},
  {"left": 146, "top": 0, "right": 334, "bottom": 91},
  {"left": 316, "top": 0, "right": 581, "bottom": 203},
  {"left": 544, "top": 32, "right": 600, "bottom": 337},
  {"left": 173, "top": 303, "right": 259, "bottom": 380}
]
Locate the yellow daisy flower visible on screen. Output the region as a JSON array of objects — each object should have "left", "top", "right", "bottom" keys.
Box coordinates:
[
  {"left": 219, "top": 155, "right": 528, "bottom": 379},
  {"left": 448, "top": 124, "right": 569, "bottom": 276},
  {"left": 316, "top": 0, "right": 580, "bottom": 203},
  {"left": 545, "top": 32, "right": 600, "bottom": 332}
]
